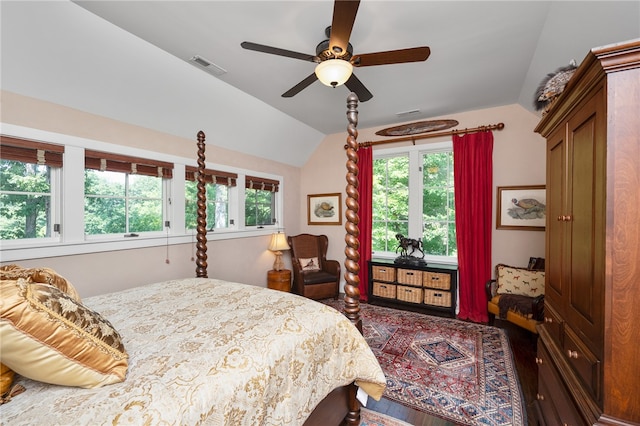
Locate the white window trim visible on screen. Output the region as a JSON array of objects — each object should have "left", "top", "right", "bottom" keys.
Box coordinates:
[
  {"left": 0, "top": 124, "right": 284, "bottom": 262},
  {"left": 372, "top": 140, "right": 458, "bottom": 266}
]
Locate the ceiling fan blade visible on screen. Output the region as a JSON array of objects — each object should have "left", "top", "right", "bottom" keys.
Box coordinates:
[
  {"left": 328, "top": 0, "right": 360, "bottom": 57},
  {"left": 344, "top": 73, "right": 372, "bottom": 102},
  {"left": 352, "top": 46, "right": 431, "bottom": 67},
  {"left": 282, "top": 73, "right": 319, "bottom": 98},
  {"left": 241, "top": 41, "right": 317, "bottom": 62}
]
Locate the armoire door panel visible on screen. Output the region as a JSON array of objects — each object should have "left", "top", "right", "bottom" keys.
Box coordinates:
[{"left": 545, "top": 130, "right": 566, "bottom": 307}]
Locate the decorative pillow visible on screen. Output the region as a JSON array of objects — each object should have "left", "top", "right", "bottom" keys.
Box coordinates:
[
  {"left": 0, "top": 363, "right": 15, "bottom": 396},
  {"left": 0, "top": 279, "right": 128, "bottom": 388},
  {"left": 496, "top": 264, "right": 544, "bottom": 298},
  {"left": 299, "top": 257, "right": 320, "bottom": 271},
  {"left": 0, "top": 264, "right": 81, "bottom": 302}
]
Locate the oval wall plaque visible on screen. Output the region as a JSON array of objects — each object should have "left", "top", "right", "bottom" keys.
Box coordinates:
[{"left": 376, "top": 119, "right": 459, "bottom": 137}]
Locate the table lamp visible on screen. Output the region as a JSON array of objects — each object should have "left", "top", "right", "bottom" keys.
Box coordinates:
[{"left": 268, "top": 232, "right": 290, "bottom": 271}]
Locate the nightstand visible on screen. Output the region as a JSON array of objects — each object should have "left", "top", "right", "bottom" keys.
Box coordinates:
[{"left": 267, "top": 269, "right": 291, "bottom": 292}]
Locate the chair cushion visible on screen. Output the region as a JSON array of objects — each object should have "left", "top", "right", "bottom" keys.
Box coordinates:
[{"left": 301, "top": 270, "right": 338, "bottom": 285}]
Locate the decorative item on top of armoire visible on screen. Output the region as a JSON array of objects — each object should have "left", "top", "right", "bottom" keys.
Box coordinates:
[
  {"left": 496, "top": 185, "right": 546, "bottom": 230},
  {"left": 533, "top": 60, "right": 577, "bottom": 115},
  {"left": 534, "top": 39, "right": 640, "bottom": 426},
  {"left": 307, "top": 193, "right": 342, "bottom": 225}
]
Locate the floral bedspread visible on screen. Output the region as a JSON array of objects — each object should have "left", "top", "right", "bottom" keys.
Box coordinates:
[{"left": 1, "top": 278, "right": 385, "bottom": 425}]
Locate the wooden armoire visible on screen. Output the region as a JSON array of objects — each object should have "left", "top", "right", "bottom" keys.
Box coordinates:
[{"left": 534, "top": 39, "right": 640, "bottom": 425}]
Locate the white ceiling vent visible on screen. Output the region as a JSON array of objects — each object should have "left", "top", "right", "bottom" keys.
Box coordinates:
[
  {"left": 395, "top": 109, "right": 421, "bottom": 118},
  {"left": 189, "top": 55, "right": 227, "bottom": 76}
]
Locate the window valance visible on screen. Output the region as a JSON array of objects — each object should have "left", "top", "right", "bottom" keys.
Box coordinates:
[
  {"left": 185, "top": 166, "right": 237, "bottom": 186},
  {"left": 85, "top": 150, "right": 173, "bottom": 178},
  {"left": 0, "top": 136, "right": 64, "bottom": 167},
  {"left": 245, "top": 175, "right": 279, "bottom": 192}
]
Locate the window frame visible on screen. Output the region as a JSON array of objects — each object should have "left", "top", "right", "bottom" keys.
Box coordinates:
[
  {"left": 372, "top": 140, "right": 458, "bottom": 265},
  {"left": 0, "top": 161, "right": 62, "bottom": 245},
  {"left": 0, "top": 124, "right": 285, "bottom": 262}
]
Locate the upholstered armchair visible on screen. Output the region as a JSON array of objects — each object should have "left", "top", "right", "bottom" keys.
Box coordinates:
[
  {"left": 486, "top": 258, "right": 545, "bottom": 334},
  {"left": 287, "top": 234, "right": 340, "bottom": 300}
]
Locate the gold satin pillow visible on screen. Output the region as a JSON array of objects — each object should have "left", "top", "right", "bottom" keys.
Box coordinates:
[
  {"left": 0, "top": 279, "right": 128, "bottom": 388},
  {"left": 0, "top": 264, "right": 81, "bottom": 302},
  {"left": 0, "top": 363, "right": 15, "bottom": 396}
]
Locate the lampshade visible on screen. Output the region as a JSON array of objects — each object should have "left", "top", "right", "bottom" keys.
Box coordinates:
[
  {"left": 268, "top": 232, "right": 290, "bottom": 252},
  {"left": 315, "top": 59, "right": 353, "bottom": 87}
]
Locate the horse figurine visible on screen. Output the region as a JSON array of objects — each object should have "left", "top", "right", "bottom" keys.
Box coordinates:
[{"left": 395, "top": 233, "right": 425, "bottom": 258}]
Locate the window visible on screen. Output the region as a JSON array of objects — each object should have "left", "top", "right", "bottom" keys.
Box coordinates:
[
  {"left": 84, "top": 150, "right": 173, "bottom": 236},
  {"left": 422, "top": 151, "right": 456, "bottom": 257},
  {"left": 372, "top": 155, "right": 409, "bottom": 252},
  {"left": 0, "top": 137, "right": 62, "bottom": 241},
  {"left": 185, "top": 166, "right": 237, "bottom": 230},
  {"left": 245, "top": 175, "right": 279, "bottom": 227},
  {"left": 372, "top": 144, "right": 457, "bottom": 261}
]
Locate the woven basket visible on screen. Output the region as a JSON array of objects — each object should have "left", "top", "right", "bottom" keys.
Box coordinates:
[
  {"left": 424, "top": 289, "right": 452, "bottom": 307},
  {"left": 372, "top": 265, "right": 396, "bottom": 282},
  {"left": 372, "top": 282, "right": 396, "bottom": 299},
  {"left": 396, "top": 285, "right": 423, "bottom": 304},
  {"left": 423, "top": 272, "right": 451, "bottom": 290},
  {"left": 397, "top": 269, "right": 422, "bottom": 286}
]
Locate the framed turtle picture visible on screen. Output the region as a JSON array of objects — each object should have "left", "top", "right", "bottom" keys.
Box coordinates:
[
  {"left": 307, "top": 193, "right": 342, "bottom": 225},
  {"left": 496, "top": 185, "right": 546, "bottom": 231}
]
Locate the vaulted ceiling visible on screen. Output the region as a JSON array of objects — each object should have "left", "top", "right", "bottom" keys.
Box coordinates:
[{"left": 2, "top": 1, "right": 638, "bottom": 166}]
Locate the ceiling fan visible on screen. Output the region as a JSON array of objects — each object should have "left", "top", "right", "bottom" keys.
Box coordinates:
[{"left": 241, "top": 0, "right": 430, "bottom": 102}]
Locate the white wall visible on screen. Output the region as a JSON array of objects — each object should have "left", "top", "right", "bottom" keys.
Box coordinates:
[{"left": 299, "top": 103, "right": 546, "bottom": 291}]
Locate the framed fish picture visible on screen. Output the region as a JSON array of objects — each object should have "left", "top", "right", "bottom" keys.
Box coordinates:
[
  {"left": 496, "top": 185, "right": 546, "bottom": 231},
  {"left": 307, "top": 193, "right": 342, "bottom": 225}
]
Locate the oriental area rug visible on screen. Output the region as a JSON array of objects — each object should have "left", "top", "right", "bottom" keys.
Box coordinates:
[{"left": 322, "top": 300, "right": 526, "bottom": 426}]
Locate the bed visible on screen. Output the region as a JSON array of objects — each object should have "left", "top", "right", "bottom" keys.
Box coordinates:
[{"left": 0, "top": 93, "right": 381, "bottom": 425}]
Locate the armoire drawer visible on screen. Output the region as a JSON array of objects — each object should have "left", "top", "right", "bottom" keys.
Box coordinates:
[
  {"left": 537, "top": 341, "right": 583, "bottom": 426},
  {"left": 542, "top": 302, "right": 563, "bottom": 346},
  {"left": 563, "top": 326, "right": 601, "bottom": 400}
]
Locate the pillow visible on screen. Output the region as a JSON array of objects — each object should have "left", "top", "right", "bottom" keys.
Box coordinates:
[
  {"left": 0, "top": 265, "right": 84, "bottom": 391},
  {"left": 0, "top": 264, "right": 81, "bottom": 302},
  {"left": 0, "top": 363, "right": 15, "bottom": 396},
  {"left": 0, "top": 279, "right": 128, "bottom": 388},
  {"left": 496, "top": 264, "right": 544, "bottom": 298},
  {"left": 299, "top": 257, "right": 320, "bottom": 271}
]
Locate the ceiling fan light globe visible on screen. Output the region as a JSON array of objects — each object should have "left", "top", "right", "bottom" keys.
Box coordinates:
[{"left": 315, "top": 59, "right": 353, "bottom": 88}]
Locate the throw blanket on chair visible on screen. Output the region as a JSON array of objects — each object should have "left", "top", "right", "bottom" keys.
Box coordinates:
[{"left": 498, "top": 294, "right": 533, "bottom": 319}]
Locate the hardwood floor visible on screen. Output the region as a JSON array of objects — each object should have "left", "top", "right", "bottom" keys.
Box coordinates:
[{"left": 366, "top": 317, "right": 539, "bottom": 426}]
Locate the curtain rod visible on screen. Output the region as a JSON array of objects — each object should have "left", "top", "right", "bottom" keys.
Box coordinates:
[{"left": 346, "top": 122, "right": 504, "bottom": 149}]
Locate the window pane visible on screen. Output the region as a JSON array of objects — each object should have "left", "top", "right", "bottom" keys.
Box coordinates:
[
  {"left": 0, "top": 194, "right": 51, "bottom": 239},
  {"left": 422, "top": 151, "right": 456, "bottom": 257},
  {"left": 0, "top": 160, "right": 52, "bottom": 240},
  {"left": 84, "top": 170, "right": 162, "bottom": 235},
  {"left": 85, "top": 170, "right": 125, "bottom": 196},
  {"left": 245, "top": 189, "right": 274, "bottom": 227},
  {"left": 84, "top": 197, "right": 126, "bottom": 234},
  {"left": 128, "top": 174, "right": 161, "bottom": 198},
  {"left": 185, "top": 181, "right": 229, "bottom": 230},
  {"left": 372, "top": 156, "right": 409, "bottom": 251},
  {"left": 129, "top": 199, "right": 162, "bottom": 232}
]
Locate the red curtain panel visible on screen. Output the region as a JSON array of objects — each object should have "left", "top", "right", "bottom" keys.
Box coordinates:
[{"left": 357, "top": 146, "right": 373, "bottom": 302}]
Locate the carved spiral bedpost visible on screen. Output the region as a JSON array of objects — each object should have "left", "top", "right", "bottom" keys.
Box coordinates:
[
  {"left": 343, "top": 93, "right": 362, "bottom": 426},
  {"left": 344, "top": 92, "right": 362, "bottom": 331},
  {"left": 196, "top": 131, "right": 208, "bottom": 278}
]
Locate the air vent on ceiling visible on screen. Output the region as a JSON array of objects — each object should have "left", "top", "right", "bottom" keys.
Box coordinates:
[
  {"left": 189, "top": 55, "right": 227, "bottom": 76},
  {"left": 395, "top": 109, "right": 421, "bottom": 117}
]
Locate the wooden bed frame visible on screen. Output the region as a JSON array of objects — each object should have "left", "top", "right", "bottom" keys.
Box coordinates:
[{"left": 192, "top": 92, "right": 364, "bottom": 426}]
